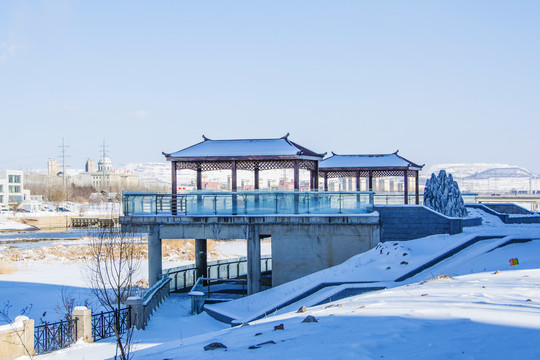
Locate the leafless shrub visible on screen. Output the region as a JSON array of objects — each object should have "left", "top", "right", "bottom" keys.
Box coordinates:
[{"left": 84, "top": 228, "right": 141, "bottom": 360}]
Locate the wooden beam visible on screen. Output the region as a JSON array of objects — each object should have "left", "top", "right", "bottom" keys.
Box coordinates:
[
  {"left": 254, "top": 166, "right": 260, "bottom": 190},
  {"left": 404, "top": 171, "right": 409, "bottom": 205},
  {"left": 196, "top": 166, "right": 202, "bottom": 190},
  {"left": 314, "top": 161, "right": 319, "bottom": 190},
  {"left": 355, "top": 171, "right": 360, "bottom": 191},
  {"left": 415, "top": 171, "right": 420, "bottom": 205},
  {"left": 231, "top": 161, "right": 237, "bottom": 191},
  {"left": 171, "top": 161, "right": 177, "bottom": 215},
  {"left": 324, "top": 173, "right": 328, "bottom": 191},
  {"left": 368, "top": 170, "right": 373, "bottom": 191},
  {"left": 293, "top": 160, "right": 300, "bottom": 191}
]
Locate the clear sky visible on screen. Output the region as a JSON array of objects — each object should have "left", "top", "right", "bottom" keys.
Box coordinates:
[{"left": 1, "top": 1, "right": 539, "bottom": 172}]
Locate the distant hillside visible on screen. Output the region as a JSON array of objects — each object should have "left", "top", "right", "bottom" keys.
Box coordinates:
[{"left": 423, "top": 163, "right": 540, "bottom": 194}]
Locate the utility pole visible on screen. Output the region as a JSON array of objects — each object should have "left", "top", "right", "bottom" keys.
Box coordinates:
[
  {"left": 100, "top": 140, "right": 109, "bottom": 191},
  {"left": 58, "top": 138, "right": 70, "bottom": 201}
]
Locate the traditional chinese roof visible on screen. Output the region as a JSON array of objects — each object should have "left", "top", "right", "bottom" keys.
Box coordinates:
[
  {"left": 163, "top": 134, "right": 325, "bottom": 162},
  {"left": 319, "top": 151, "right": 424, "bottom": 172}
]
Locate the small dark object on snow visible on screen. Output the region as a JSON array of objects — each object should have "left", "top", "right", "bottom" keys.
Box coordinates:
[
  {"left": 386, "top": 266, "right": 391, "bottom": 270},
  {"left": 400, "top": 261, "right": 408, "bottom": 265},
  {"left": 204, "top": 342, "right": 227, "bottom": 351},
  {"left": 274, "top": 324, "right": 284, "bottom": 331},
  {"left": 249, "top": 340, "right": 276, "bottom": 349},
  {"left": 494, "top": 270, "right": 501, "bottom": 274},
  {"left": 526, "top": 299, "right": 532, "bottom": 302},
  {"left": 421, "top": 294, "right": 429, "bottom": 297},
  {"left": 403, "top": 253, "right": 408, "bottom": 256},
  {"left": 387, "top": 252, "right": 390, "bottom": 255},
  {"left": 393, "top": 243, "right": 398, "bottom": 246},
  {"left": 302, "top": 315, "right": 318, "bottom": 323},
  {"left": 297, "top": 306, "right": 307, "bottom": 313},
  {"left": 255, "top": 332, "right": 262, "bottom": 336}
]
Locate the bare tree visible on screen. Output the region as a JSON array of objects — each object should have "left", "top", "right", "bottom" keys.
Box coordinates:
[{"left": 84, "top": 228, "right": 142, "bottom": 360}]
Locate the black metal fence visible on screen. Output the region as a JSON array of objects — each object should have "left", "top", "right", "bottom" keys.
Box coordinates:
[
  {"left": 34, "top": 318, "right": 78, "bottom": 354},
  {"left": 91, "top": 307, "right": 130, "bottom": 342},
  {"left": 165, "top": 256, "right": 272, "bottom": 293}
]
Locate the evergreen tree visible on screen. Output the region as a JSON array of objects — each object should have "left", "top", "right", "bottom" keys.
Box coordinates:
[{"left": 424, "top": 170, "right": 468, "bottom": 217}]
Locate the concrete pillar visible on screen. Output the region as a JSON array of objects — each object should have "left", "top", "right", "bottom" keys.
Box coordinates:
[
  {"left": 0, "top": 316, "right": 35, "bottom": 358},
  {"left": 247, "top": 225, "right": 261, "bottom": 295},
  {"left": 73, "top": 306, "right": 93, "bottom": 343},
  {"left": 195, "top": 238, "right": 207, "bottom": 279},
  {"left": 126, "top": 296, "right": 144, "bottom": 330},
  {"left": 148, "top": 226, "right": 162, "bottom": 287}
]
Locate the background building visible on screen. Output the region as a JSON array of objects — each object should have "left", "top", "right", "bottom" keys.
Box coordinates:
[{"left": 0, "top": 170, "right": 30, "bottom": 209}]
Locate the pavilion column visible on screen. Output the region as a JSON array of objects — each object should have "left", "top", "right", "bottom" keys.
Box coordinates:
[
  {"left": 196, "top": 165, "right": 202, "bottom": 213},
  {"left": 171, "top": 161, "right": 177, "bottom": 215},
  {"left": 232, "top": 161, "right": 237, "bottom": 215},
  {"left": 324, "top": 173, "right": 328, "bottom": 191},
  {"left": 415, "top": 171, "right": 420, "bottom": 205},
  {"left": 195, "top": 238, "right": 207, "bottom": 279},
  {"left": 313, "top": 161, "right": 319, "bottom": 191},
  {"left": 246, "top": 224, "right": 261, "bottom": 295},
  {"left": 356, "top": 171, "right": 361, "bottom": 208},
  {"left": 368, "top": 170, "right": 374, "bottom": 205},
  {"left": 404, "top": 170, "right": 409, "bottom": 205},
  {"left": 254, "top": 166, "right": 260, "bottom": 209},
  {"left": 293, "top": 160, "right": 299, "bottom": 213},
  {"left": 148, "top": 226, "right": 162, "bottom": 287},
  {"left": 254, "top": 167, "right": 260, "bottom": 190},
  {"left": 293, "top": 160, "right": 300, "bottom": 191}
]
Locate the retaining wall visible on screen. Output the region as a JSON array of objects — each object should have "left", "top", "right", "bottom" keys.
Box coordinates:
[{"left": 375, "top": 205, "right": 482, "bottom": 242}]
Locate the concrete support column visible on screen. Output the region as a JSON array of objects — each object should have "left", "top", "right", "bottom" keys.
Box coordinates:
[
  {"left": 195, "top": 238, "right": 208, "bottom": 279},
  {"left": 148, "top": 226, "right": 162, "bottom": 287},
  {"left": 73, "top": 306, "right": 93, "bottom": 343},
  {"left": 247, "top": 225, "right": 261, "bottom": 295}
]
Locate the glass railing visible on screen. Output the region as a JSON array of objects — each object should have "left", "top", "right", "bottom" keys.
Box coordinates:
[{"left": 122, "top": 191, "right": 375, "bottom": 216}]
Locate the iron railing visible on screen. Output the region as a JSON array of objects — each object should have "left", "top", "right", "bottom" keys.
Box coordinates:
[
  {"left": 91, "top": 307, "right": 130, "bottom": 342},
  {"left": 34, "top": 318, "right": 78, "bottom": 354},
  {"left": 123, "top": 191, "right": 373, "bottom": 216},
  {"left": 165, "top": 256, "right": 272, "bottom": 293}
]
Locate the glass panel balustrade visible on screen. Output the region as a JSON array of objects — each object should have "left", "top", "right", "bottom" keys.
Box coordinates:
[{"left": 123, "top": 191, "right": 374, "bottom": 216}]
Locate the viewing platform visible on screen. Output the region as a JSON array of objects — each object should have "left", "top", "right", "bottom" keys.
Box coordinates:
[{"left": 122, "top": 190, "right": 374, "bottom": 217}]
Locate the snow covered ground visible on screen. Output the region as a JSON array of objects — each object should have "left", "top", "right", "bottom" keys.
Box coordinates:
[{"left": 2, "top": 208, "right": 540, "bottom": 359}]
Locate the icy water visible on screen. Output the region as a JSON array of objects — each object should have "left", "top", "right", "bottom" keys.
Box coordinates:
[{"left": 0, "top": 229, "right": 145, "bottom": 251}]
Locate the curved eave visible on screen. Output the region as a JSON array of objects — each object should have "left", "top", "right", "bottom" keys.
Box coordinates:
[
  {"left": 319, "top": 166, "right": 423, "bottom": 172},
  {"left": 165, "top": 154, "right": 324, "bottom": 162}
]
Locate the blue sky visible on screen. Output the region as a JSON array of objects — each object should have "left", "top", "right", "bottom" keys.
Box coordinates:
[{"left": 1, "top": 1, "right": 539, "bottom": 172}]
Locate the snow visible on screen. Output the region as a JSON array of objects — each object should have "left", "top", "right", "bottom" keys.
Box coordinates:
[
  {"left": 319, "top": 153, "right": 420, "bottom": 169},
  {"left": 0, "top": 218, "right": 35, "bottom": 231},
  {"left": 167, "top": 138, "right": 319, "bottom": 158},
  {"left": 2, "top": 207, "right": 540, "bottom": 359}
]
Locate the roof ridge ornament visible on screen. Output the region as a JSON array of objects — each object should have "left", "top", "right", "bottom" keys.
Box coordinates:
[
  {"left": 202, "top": 135, "right": 211, "bottom": 141},
  {"left": 331, "top": 151, "right": 337, "bottom": 156},
  {"left": 280, "top": 133, "right": 290, "bottom": 140},
  {"left": 393, "top": 150, "right": 399, "bottom": 154}
]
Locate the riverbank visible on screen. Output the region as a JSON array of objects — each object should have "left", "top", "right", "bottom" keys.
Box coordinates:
[{"left": 1, "top": 215, "right": 119, "bottom": 231}]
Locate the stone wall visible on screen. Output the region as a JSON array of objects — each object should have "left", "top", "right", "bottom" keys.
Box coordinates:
[{"left": 375, "top": 205, "right": 481, "bottom": 242}]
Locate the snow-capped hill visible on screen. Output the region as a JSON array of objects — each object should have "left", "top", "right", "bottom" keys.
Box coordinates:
[{"left": 468, "top": 167, "right": 539, "bottom": 179}]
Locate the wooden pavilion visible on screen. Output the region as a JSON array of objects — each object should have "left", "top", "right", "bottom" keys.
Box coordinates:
[
  {"left": 318, "top": 151, "right": 424, "bottom": 204},
  {"left": 163, "top": 134, "right": 326, "bottom": 208}
]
